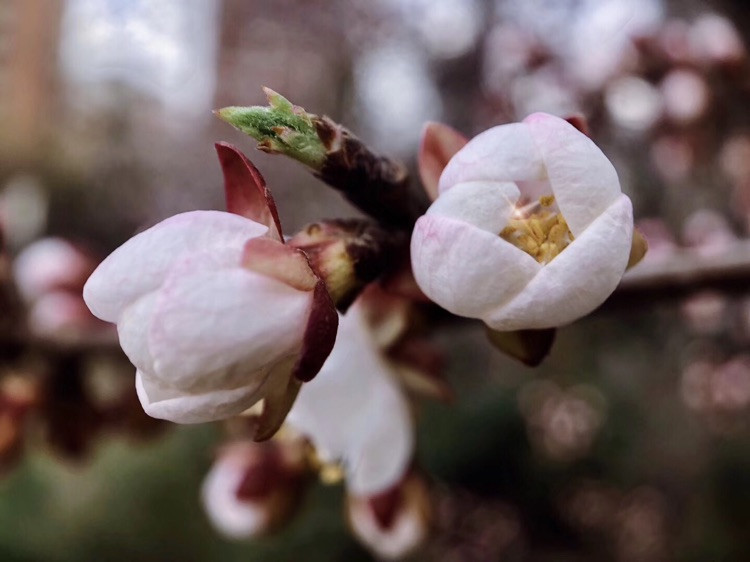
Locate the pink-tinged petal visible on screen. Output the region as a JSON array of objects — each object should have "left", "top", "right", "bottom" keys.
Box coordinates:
[
  {"left": 247, "top": 360, "right": 302, "bottom": 441},
  {"left": 215, "top": 142, "right": 284, "bottom": 241},
  {"left": 524, "top": 113, "right": 622, "bottom": 235},
  {"left": 418, "top": 122, "right": 468, "bottom": 201},
  {"left": 242, "top": 237, "right": 318, "bottom": 292},
  {"left": 291, "top": 279, "right": 338, "bottom": 383},
  {"left": 485, "top": 194, "right": 633, "bottom": 330},
  {"left": 287, "top": 305, "right": 413, "bottom": 495},
  {"left": 83, "top": 211, "right": 267, "bottom": 322},
  {"left": 201, "top": 454, "right": 268, "bottom": 539},
  {"left": 426, "top": 180, "right": 520, "bottom": 234},
  {"left": 410, "top": 215, "right": 540, "bottom": 319},
  {"left": 347, "top": 474, "right": 430, "bottom": 560},
  {"left": 148, "top": 249, "right": 311, "bottom": 391},
  {"left": 135, "top": 370, "right": 269, "bottom": 423},
  {"left": 438, "top": 123, "right": 545, "bottom": 193},
  {"left": 117, "top": 292, "right": 157, "bottom": 375}
]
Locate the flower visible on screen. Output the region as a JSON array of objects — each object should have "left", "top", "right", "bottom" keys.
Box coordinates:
[
  {"left": 83, "top": 144, "right": 337, "bottom": 433},
  {"left": 347, "top": 473, "right": 431, "bottom": 560},
  {"left": 411, "top": 113, "right": 634, "bottom": 331},
  {"left": 286, "top": 301, "right": 414, "bottom": 496},
  {"left": 201, "top": 440, "right": 308, "bottom": 539}
]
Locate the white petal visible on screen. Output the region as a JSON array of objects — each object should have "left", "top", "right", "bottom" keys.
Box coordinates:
[
  {"left": 485, "top": 194, "right": 633, "bottom": 330},
  {"left": 410, "top": 215, "right": 540, "bottom": 319},
  {"left": 438, "top": 123, "right": 545, "bottom": 193},
  {"left": 135, "top": 369, "right": 270, "bottom": 423},
  {"left": 116, "top": 292, "right": 157, "bottom": 374},
  {"left": 201, "top": 458, "right": 267, "bottom": 539},
  {"left": 524, "top": 113, "right": 622, "bottom": 235},
  {"left": 426, "top": 181, "right": 520, "bottom": 233},
  {"left": 83, "top": 211, "right": 268, "bottom": 321},
  {"left": 148, "top": 249, "right": 311, "bottom": 391},
  {"left": 286, "top": 305, "right": 413, "bottom": 496}
]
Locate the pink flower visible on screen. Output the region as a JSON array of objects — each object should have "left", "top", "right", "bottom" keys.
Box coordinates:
[
  {"left": 411, "top": 114, "right": 634, "bottom": 330},
  {"left": 83, "top": 144, "right": 337, "bottom": 433}
]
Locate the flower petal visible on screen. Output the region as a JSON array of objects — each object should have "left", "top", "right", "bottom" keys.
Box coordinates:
[
  {"left": 215, "top": 142, "right": 284, "bottom": 241},
  {"left": 411, "top": 215, "right": 540, "bottom": 318},
  {"left": 242, "top": 237, "right": 318, "bottom": 292},
  {"left": 148, "top": 249, "right": 311, "bottom": 391},
  {"left": 83, "top": 211, "right": 267, "bottom": 322},
  {"left": 426, "top": 180, "right": 520, "bottom": 234},
  {"left": 287, "top": 305, "right": 413, "bottom": 495},
  {"left": 247, "top": 359, "right": 301, "bottom": 441},
  {"left": 485, "top": 194, "right": 633, "bottom": 330},
  {"left": 291, "top": 279, "right": 338, "bottom": 383},
  {"left": 201, "top": 455, "right": 268, "bottom": 539},
  {"left": 117, "top": 292, "right": 157, "bottom": 375},
  {"left": 135, "top": 370, "right": 269, "bottom": 423},
  {"left": 438, "top": 123, "right": 545, "bottom": 193},
  {"left": 418, "top": 122, "right": 468, "bottom": 201},
  {"left": 524, "top": 112, "right": 622, "bottom": 235}
]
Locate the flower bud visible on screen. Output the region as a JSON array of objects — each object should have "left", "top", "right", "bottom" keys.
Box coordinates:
[
  {"left": 83, "top": 144, "right": 337, "bottom": 435},
  {"left": 202, "top": 440, "right": 309, "bottom": 538},
  {"left": 347, "top": 473, "right": 431, "bottom": 560}
]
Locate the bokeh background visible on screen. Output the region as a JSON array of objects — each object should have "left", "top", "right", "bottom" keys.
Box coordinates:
[{"left": 2, "top": 0, "right": 750, "bottom": 560}]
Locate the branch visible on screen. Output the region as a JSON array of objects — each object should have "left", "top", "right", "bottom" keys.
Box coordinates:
[{"left": 603, "top": 240, "right": 750, "bottom": 310}]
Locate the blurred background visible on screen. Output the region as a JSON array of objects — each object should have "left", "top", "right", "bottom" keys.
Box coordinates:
[{"left": 2, "top": 0, "right": 750, "bottom": 560}]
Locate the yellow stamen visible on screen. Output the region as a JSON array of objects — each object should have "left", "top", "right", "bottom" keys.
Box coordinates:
[{"left": 500, "top": 196, "right": 574, "bottom": 264}]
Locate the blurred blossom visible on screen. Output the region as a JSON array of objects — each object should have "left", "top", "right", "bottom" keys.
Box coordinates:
[
  {"left": 650, "top": 135, "right": 694, "bottom": 183},
  {"left": 519, "top": 381, "right": 606, "bottom": 461},
  {"left": 605, "top": 76, "right": 662, "bottom": 131},
  {"left": 347, "top": 473, "right": 431, "bottom": 560},
  {"left": 201, "top": 440, "right": 308, "bottom": 539},
  {"left": 12, "top": 237, "right": 103, "bottom": 338},
  {"left": 59, "top": 0, "right": 219, "bottom": 118},
  {"left": 660, "top": 69, "right": 709, "bottom": 124},
  {"left": 689, "top": 13, "right": 745, "bottom": 66},
  {"left": 657, "top": 20, "right": 692, "bottom": 63},
  {"left": 560, "top": 479, "right": 620, "bottom": 534},
  {"left": 567, "top": 0, "right": 663, "bottom": 89},
  {"left": 415, "top": 0, "right": 481, "bottom": 59},
  {"left": 482, "top": 24, "right": 542, "bottom": 92},
  {"left": 681, "top": 359, "right": 715, "bottom": 412},
  {"left": 0, "top": 175, "right": 48, "bottom": 250},
  {"left": 615, "top": 487, "right": 670, "bottom": 562},
  {"left": 509, "top": 67, "right": 578, "bottom": 118},
  {"left": 0, "top": 374, "right": 39, "bottom": 471},
  {"left": 634, "top": 218, "right": 677, "bottom": 260},
  {"left": 680, "top": 291, "right": 727, "bottom": 336},
  {"left": 430, "top": 491, "right": 523, "bottom": 560},
  {"left": 355, "top": 44, "right": 442, "bottom": 154},
  {"left": 710, "top": 357, "right": 750, "bottom": 414},
  {"left": 12, "top": 238, "right": 95, "bottom": 303},
  {"left": 682, "top": 209, "right": 737, "bottom": 256},
  {"left": 720, "top": 135, "right": 750, "bottom": 186},
  {"left": 681, "top": 356, "right": 750, "bottom": 430}
]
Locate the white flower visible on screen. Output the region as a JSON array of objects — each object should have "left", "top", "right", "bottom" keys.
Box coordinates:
[
  {"left": 83, "top": 143, "right": 337, "bottom": 431},
  {"left": 201, "top": 441, "right": 307, "bottom": 539},
  {"left": 286, "top": 302, "right": 414, "bottom": 496},
  {"left": 346, "top": 473, "right": 430, "bottom": 560},
  {"left": 411, "top": 113, "right": 634, "bottom": 330}
]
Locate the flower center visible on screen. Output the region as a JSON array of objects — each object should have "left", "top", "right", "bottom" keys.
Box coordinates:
[{"left": 500, "top": 196, "right": 574, "bottom": 264}]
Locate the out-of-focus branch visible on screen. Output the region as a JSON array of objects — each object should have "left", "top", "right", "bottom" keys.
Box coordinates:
[{"left": 603, "top": 240, "right": 750, "bottom": 310}]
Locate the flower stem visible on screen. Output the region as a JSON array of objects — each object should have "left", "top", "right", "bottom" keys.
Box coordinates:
[{"left": 216, "top": 89, "right": 430, "bottom": 228}]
